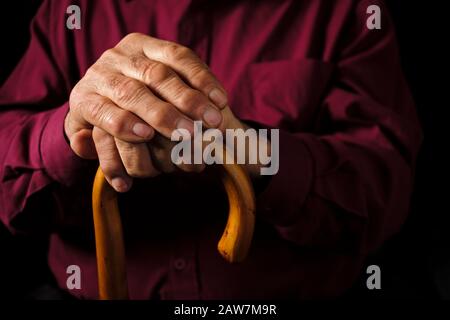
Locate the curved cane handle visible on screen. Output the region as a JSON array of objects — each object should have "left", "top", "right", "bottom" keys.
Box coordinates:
[{"left": 92, "top": 162, "right": 255, "bottom": 300}]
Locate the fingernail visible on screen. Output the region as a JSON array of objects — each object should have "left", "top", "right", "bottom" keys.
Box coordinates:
[
  {"left": 111, "top": 177, "right": 129, "bottom": 192},
  {"left": 209, "top": 88, "right": 228, "bottom": 108},
  {"left": 203, "top": 106, "right": 222, "bottom": 127},
  {"left": 133, "top": 123, "right": 153, "bottom": 139},
  {"left": 176, "top": 118, "right": 194, "bottom": 135}
]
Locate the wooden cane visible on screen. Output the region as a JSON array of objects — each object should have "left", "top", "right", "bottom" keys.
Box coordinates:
[{"left": 92, "top": 162, "right": 255, "bottom": 300}]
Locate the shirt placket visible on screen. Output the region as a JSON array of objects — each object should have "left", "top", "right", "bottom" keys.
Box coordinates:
[
  {"left": 167, "top": 237, "right": 200, "bottom": 299},
  {"left": 165, "top": 180, "right": 201, "bottom": 299},
  {"left": 161, "top": 6, "right": 211, "bottom": 301}
]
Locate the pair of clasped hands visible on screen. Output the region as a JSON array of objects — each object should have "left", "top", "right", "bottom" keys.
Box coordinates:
[{"left": 65, "top": 33, "right": 263, "bottom": 192}]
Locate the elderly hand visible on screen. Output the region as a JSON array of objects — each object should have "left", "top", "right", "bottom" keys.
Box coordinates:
[{"left": 64, "top": 33, "right": 230, "bottom": 191}]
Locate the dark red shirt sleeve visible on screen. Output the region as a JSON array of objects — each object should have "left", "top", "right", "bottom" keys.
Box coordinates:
[
  {"left": 0, "top": 1, "right": 88, "bottom": 233},
  {"left": 244, "top": 0, "right": 423, "bottom": 254}
]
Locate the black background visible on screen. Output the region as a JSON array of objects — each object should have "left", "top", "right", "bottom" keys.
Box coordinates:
[{"left": 0, "top": 1, "right": 446, "bottom": 299}]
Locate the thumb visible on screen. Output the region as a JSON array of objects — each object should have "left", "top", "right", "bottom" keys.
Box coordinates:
[{"left": 69, "top": 128, "right": 98, "bottom": 159}]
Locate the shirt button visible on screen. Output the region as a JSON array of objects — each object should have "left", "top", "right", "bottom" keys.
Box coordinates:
[{"left": 174, "top": 258, "right": 187, "bottom": 271}]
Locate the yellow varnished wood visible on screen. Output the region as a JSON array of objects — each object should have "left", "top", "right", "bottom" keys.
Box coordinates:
[{"left": 92, "top": 156, "right": 255, "bottom": 299}]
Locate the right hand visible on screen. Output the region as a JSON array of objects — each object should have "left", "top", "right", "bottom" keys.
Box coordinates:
[{"left": 64, "top": 33, "right": 228, "bottom": 191}]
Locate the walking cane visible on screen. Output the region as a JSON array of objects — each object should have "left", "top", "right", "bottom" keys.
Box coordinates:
[{"left": 92, "top": 158, "right": 255, "bottom": 300}]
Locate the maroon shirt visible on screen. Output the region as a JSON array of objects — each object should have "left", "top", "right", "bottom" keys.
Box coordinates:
[{"left": 0, "top": 0, "right": 422, "bottom": 299}]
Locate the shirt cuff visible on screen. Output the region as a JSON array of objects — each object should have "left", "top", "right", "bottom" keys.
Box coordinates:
[
  {"left": 256, "top": 130, "right": 314, "bottom": 226},
  {"left": 40, "top": 103, "right": 91, "bottom": 186}
]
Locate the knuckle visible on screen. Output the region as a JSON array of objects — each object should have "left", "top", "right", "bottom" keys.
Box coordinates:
[
  {"left": 104, "top": 111, "right": 127, "bottom": 136},
  {"left": 113, "top": 78, "right": 146, "bottom": 104},
  {"left": 87, "top": 58, "right": 113, "bottom": 79},
  {"left": 92, "top": 126, "right": 106, "bottom": 141},
  {"left": 125, "top": 167, "right": 142, "bottom": 178},
  {"left": 145, "top": 61, "right": 173, "bottom": 84},
  {"left": 69, "top": 86, "right": 82, "bottom": 108},
  {"left": 121, "top": 32, "right": 144, "bottom": 45},
  {"left": 121, "top": 152, "right": 142, "bottom": 177},
  {"left": 126, "top": 170, "right": 140, "bottom": 178},
  {"left": 189, "top": 66, "right": 215, "bottom": 88},
  {"left": 100, "top": 48, "right": 120, "bottom": 61},
  {"left": 164, "top": 42, "right": 192, "bottom": 60},
  {"left": 107, "top": 119, "right": 125, "bottom": 137},
  {"left": 84, "top": 66, "right": 100, "bottom": 81},
  {"left": 89, "top": 99, "right": 108, "bottom": 122},
  {"left": 147, "top": 104, "right": 173, "bottom": 128},
  {"left": 101, "top": 162, "right": 122, "bottom": 177},
  {"left": 95, "top": 146, "right": 122, "bottom": 176},
  {"left": 129, "top": 54, "right": 149, "bottom": 78},
  {"left": 105, "top": 74, "right": 122, "bottom": 90},
  {"left": 178, "top": 90, "right": 203, "bottom": 111}
]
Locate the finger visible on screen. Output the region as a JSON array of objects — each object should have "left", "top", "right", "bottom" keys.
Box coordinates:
[
  {"left": 115, "top": 138, "right": 160, "bottom": 178},
  {"left": 117, "top": 33, "right": 228, "bottom": 108},
  {"left": 70, "top": 91, "right": 154, "bottom": 143},
  {"left": 113, "top": 52, "right": 223, "bottom": 128},
  {"left": 147, "top": 134, "right": 178, "bottom": 173},
  {"left": 148, "top": 134, "right": 205, "bottom": 174},
  {"left": 90, "top": 71, "right": 195, "bottom": 138},
  {"left": 92, "top": 127, "right": 132, "bottom": 192},
  {"left": 69, "top": 128, "right": 97, "bottom": 159}
]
